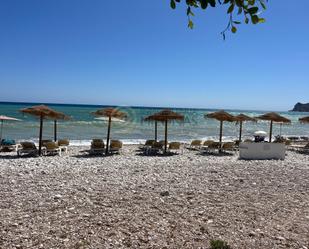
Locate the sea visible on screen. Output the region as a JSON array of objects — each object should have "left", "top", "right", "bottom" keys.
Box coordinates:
[{"left": 0, "top": 102, "right": 308, "bottom": 146}]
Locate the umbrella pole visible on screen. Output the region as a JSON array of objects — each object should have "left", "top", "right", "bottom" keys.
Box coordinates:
[
  {"left": 219, "top": 121, "right": 223, "bottom": 152},
  {"left": 0, "top": 120, "right": 3, "bottom": 142},
  {"left": 269, "top": 120, "right": 273, "bottom": 143},
  {"left": 54, "top": 120, "right": 57, "bottom": 142},
  {"left": 106, "top": 116, "right": 111, "bottom": 155},
  {"left": 239, "top": 121, "right": 243, "bottom": 142},
  {"left": 39, "top": 114, "right": 43, "bottom": 156},
  {"left": 164, "top": 120, "right": 168, "bottom": 154},
  {"left": 155, "top": 121, "right": 157, "bottom": 142}
]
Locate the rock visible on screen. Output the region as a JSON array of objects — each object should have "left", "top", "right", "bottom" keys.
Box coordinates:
[
  {"left": 160, "top": 191, "right": 170, "bottom": 197},
  {"left": 54, "top": 194, "right": 62, "bottom": 200},
  {"left": 291, "top": 102, "right": 309, "bottom": 112}
]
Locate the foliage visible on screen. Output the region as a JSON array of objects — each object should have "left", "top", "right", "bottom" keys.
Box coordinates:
[
  {"left": 210, "top": 239, "right": 232, "bottom": 249},
  {"left": 170, "top": 0, "right": 267, "bottom": 39}
]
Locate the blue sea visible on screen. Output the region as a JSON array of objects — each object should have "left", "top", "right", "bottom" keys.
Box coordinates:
[{"left": 0, "top": 102, "right": 308, "bottom": 145}]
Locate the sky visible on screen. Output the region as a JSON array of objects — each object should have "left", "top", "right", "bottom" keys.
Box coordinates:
[{"left": 0, "top": 1, "right": 308, "bottom": 111}]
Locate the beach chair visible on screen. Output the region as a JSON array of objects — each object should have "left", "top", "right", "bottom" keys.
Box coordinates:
[
  {"left": 42, "top": 139, "right": 53, "bottom": 147},
  {"left": 145, "top": 141, "right": 163, "bottom": 155},
  {"left": 188, "top": 140, "right": 202, "bottom": 150},
  {"left": 222, "top": 142, "right": 236, "bottom": 153},
  {"left": 207, "top": 142, "right": 221, "bottom": 153},
  {"left": 17, "top": 142, "right": 39, "bottom": 157},
  {"left": 89, "top": 139, "right": 105, "bottom": 155},
  {"left": 109, "top": 140, "right": 123, "bottom": 154},
  {"left": 297, "top": 143, "right": 309, "bottom": 154},
  {"left": 0, "top": 139, "right": 18, "bottom": 152},
  {"left": 44, "top": 142, "right": 61, "bottom": 156},
  {"left": 139, "top": 140, "right": 155, "bottom": 150},
  {"left": 199, "top": 140, "right": 214, "bottom": 153},
  {"left": 57, "top": 139, "right": 69, "bottom": 153},
  {"left": 168, "top": 142, "right": 182, "bottom": 154}
]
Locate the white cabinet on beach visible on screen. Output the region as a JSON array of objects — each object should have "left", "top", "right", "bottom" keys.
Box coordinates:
[{"left": 239, "top": 142, "right": 286, "bottom": 160}]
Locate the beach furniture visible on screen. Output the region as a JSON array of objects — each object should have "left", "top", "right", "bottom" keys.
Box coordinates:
[
  {"left": 139, "top": 140, "right": 155, "bottom": 151},
  {"left": 222, "top": 142, "right": 236, "bottom": 153},
  {"left": 17, "top": 142, "right": 40, "bottom": 157},
  {"left": 44, "top": 142, "right": 61, "bottom": 156},
  {"left": 256, "top": 112, "right": 291, "bottom": 143},
  {"left": 239, "top": 142, "right": 285, "bottom": 160},
  {"left": 205, "top": 111, "right": 236, "bottom": 152},
  {"left": 92, "top": 108, "right": 127, "bottom": 154},
  {"left": 57, "top": 139, "right": 69, "bottom": 153},
  {"left": 20, "top": 105, "right": 68, "bottom": 156},
  {"left": 168, "top": 142, "right": 182, "bottom": 154},
  {"left": 145, "top": 141, "right": 163, "bottom": 155},
  {"left": 0, "top": 139, "right": 18, "bottom": 152},
  {"left": 42, "top": 140, "right": 53, "bottom": 147},
  {"left": 89, "top": 139, "right": 105, "bottom": 155},
  {"left": 109, "top": 140, "right": 123, "bottom": 154},
  {"left": 144, "top": 110, "right": 184, "bottom": 154},
  {"left": 188, "top": 140, "right": 202, "bottom": 150},
  {"left": 199, "top": 140, "right": 214, "bottom": 153}
]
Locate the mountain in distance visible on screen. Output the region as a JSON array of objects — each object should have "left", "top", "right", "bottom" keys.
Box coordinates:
[{"left": 291, "top": 102, "right": 309, "bottom": 112}]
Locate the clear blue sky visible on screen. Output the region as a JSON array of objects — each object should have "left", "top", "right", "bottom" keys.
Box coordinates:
[{"left": 0, "top": 1, "right": 308, "bottom": 111}]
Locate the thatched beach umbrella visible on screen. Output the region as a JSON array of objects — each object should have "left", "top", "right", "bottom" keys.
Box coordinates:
[
  {"left": 145, "top": 109, "right": 184, "bottom": 153},
  {"left": 92, "top": 108, "right": 127, "bottom": 154},
  {"left": 0, "top": 115, "right": 21, "bottom": 142},
  {"left": 299, "top": 116, "right": 309, "bottom": 124},
  {"left": 20, "top": 105, "right": 67, "bottom": 156},
  {"left": 235, "top": 114, "right": 256, "bottom": 142},
  {"left": 204, "top": 111, "right": 236, "bottom": 148},
  {"left": 256, "top": 112, "right": 291, "bottom": 142}
]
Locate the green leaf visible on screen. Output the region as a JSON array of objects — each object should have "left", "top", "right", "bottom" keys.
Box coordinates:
[
  {"left": 231, "top": 26, "right": 237, "bottom": 33},
  {"left": 188, "top": 19, "right": 194, "bottom": 29},
  {"left": 227, "top": 4, "right": 234, "bottom": 13},
  {"left": 233, "top": 21, "right": 241, "bottom": 24},
  {"left": 207, "top": 0, "right": 216, "bottom": 7},
  {"left": 258, "top": 17, "right": 266, "bottom": 23},
  {"left": 260, "top": 1, "right": 267, "bottom": 10},
  {"left": 170, "top": 0, "right": 176, "bottom": 9},
  {"left": 251, "top": 15, "right": 259, "bottom": 24},
  {"left": 245, "top": 17, "right": 249, "bottom": 24},
  {"left": 200, "top": 0, "right": 208, "bottom": 9},
  {"left": 248, "top": 7, "right": 259, "bottom": 14}
]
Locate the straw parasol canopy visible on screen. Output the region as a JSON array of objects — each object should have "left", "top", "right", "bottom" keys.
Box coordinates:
[
  {"left": 0, "top": 115, "right": 21, "bottom": 142},
  {"left": 299, "top": 116, "right": 309, "bottom": 124},
  {"left": 92, "top": 108, "right": 127, "bottom": 154},
  {"left": 256, "top": 112, "right": 291, "bottom": 142},
  {"left": 144, "top": 109, "right": 184, "bottom": 153},
  {"left": 20, "top": 105, "right": 68, "bottom": 155},
  {"left": 205, "top": 111, "right": 236, "bottom": 149},
  {"left": 234, "top": 114, "right": 257, "bottom": 142}
]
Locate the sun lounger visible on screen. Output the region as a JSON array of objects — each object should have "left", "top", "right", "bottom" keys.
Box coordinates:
[
  {"left": 1, "top": 139, "right": 18, "bottom": 152},
  {"left": 139, "top": 140, "right": 155, "bottom": 150},
  {"left": 109, "top": 140, "right": 123, "bottom": 154},
  {"left": 17, "top": 142, "right": 40, "bottom": 157},
  {"left": 222, "top": 142, "right": 236, "bottom": 153},
  {"left": 199, "top": 140, "right": 214, "bottom": 153},
  {"left": 145, "top": 141, "right": 163, "bottom": 155},
  {"left": 89, "top": 139, "right": 105, "bottom": 155},
  {"left": 188, "top": 140, "right": 202, "bottom": 150},
  {"left": 168, "top": 142, "right": 182, "bottom": 154},
  {"left": 57, "top": 139, "right": 69, "bottom": 153},
  {"left": 44, "top": 142, "right": 61, "bottom": 156},
  {"left": 206, "top": 142, "right": 221, "bottom": 153}
]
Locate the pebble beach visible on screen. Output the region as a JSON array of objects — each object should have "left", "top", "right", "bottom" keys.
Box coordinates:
[{"left": 1, "top": 145, "right": 309, "bottom": 248}]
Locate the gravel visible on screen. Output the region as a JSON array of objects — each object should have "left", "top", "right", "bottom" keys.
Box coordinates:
[{"left": 0, "top": 145, "right": 308, "bottom": 249}]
